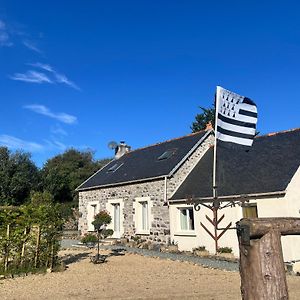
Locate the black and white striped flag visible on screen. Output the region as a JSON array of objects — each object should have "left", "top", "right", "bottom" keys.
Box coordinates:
[{"left": 215, "top": 86, "right": 258, "bottom": 147}]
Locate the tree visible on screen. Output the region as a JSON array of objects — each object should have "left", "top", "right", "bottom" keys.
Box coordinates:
[
  {"left": 41, "top": 149, "right": 111, "bottom": 203},
  {"left": 0, "top": 147, "right": 40, "bottom": 206},
  {"left": 92, "top": 210, "right": 113, "bottom": 263},
  {"left": 191, "top": 105, "right": 215, "bottom": 133}
]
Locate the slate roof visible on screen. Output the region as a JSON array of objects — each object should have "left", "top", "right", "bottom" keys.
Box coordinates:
[
  {"left": 171, "top": 128, "right": 300, "bottom": 200},
  {"left": 77, "top": 130, "right": 210, "bottom": 190}
]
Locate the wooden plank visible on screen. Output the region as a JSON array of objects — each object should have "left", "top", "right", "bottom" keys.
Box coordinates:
[{"left": 239, "top": 218, "right": 300, "bottom": 238}]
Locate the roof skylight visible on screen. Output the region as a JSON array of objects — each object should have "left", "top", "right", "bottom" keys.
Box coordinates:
[
  {"left": 107, "top": 163, "right": 123, "bottom": 173},
  {"left": 157, "top": 148, "right": 177, "bottom": 160}
]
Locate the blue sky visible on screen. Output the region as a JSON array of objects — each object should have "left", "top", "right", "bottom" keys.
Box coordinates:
[{"left": 1, "top": 1, "right": 300, "bottom": 167}]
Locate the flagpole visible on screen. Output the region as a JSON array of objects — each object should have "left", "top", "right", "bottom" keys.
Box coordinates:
[{"left": 213, "top": 86, "right": 220, "bottom": 206}]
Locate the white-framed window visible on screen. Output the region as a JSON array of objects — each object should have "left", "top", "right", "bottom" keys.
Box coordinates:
[
  {"left": 179, "top": 207, "right": 195, "bottom": 231},
  {"left": 87, "top": 201, "right": 99, "bottom": 231},
  {"left": 141, "top": 201, "right": 149, "bottom": 231},
  {"left": 134, "top": 197, "right": 151, "bottom": 234},
  {"left": 106, "top": 199, "right": 124, "bottom": 238}
]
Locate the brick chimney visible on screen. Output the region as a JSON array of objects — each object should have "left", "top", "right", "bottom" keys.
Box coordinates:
[
  {"left": 115, "top": 141, "right": 131, "bottom": 159},
  {"left": 205, "top": 121, "right": 213, "bottom": 131}
]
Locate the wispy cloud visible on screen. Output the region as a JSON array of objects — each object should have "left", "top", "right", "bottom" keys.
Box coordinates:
[
  {"left": 54, "top": 73, "right": 80, "bottom": 90},
  {"left": 22, "top": 40, "right": 42, "bottom": 54},
  {"left": 0, "top": 133, "right": 90, "bottom": 155},
  {"left": 33, "top": 62, "right": 80, "bottom": 90},
  {"left": 45, "top": 139, "right": 67, "bottom": 151},
  {"left": 50, "top": 124, "right": 68, "bottom": 136},
  {"left": 9, "top": 70, "right": 52, "bottom": 83},
  {"left": 28, "top": 62, "right": 54, "bottom": 72},
  {"left": 0, "top": 134, "right": 44, "bottom": 152},
  {"left": 0, "top": 20, "right": 13, "bottom": 47},
  {"left": 24, "top": 104, "right": 77, "bottom": 124},
  {"left": 17, "top": 62, "right": 81, "bottom": 90}
]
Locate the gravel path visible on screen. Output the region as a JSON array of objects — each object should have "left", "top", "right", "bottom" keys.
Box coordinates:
[
  {"left": 61, "top": 239, "right": 238, "bottom": 272},
  {"left": 124, "top": 247, "right": 238, "bottom": 271}
]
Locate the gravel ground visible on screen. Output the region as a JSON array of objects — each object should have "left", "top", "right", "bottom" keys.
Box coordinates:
[
  {"left": 1, "top": 248, "right": 300, "bottom": 300},
  {"left": 60, "top": 239, "right": 238, "bottom": 271}
]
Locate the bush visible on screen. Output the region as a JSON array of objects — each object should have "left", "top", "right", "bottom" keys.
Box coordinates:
[
  {"left": 81, "top": 234, "right": 97, "bottom": 244},
  {"left": 217, "top": 247, "right": 232, "bottom": 254},
  {"left": 193, "top": 246, "right": 206, "bottom": 252}
]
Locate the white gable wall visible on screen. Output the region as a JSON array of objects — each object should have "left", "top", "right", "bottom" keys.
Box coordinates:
[{"left": 169, "top": 166, "right": 300, "bottom": 261}]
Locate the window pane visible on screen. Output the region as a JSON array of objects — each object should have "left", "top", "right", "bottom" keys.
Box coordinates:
[
  {"left": 114, "top": 204, "right": 120, "bottom": 232},
  {"left": 243, "top": 205, "right": 258, "bottom": 218},
  {"left": 142, "top": 202, "right": 148, "bottom": 230},
  {"left": 188, "top": 208, "right": 195, "bottom": 230},
  {"left": 180, "top": 209, "right": 188, "bottom": 230}
]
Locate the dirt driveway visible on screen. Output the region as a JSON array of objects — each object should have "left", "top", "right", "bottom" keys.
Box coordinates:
[{"left": 0, "top": 249, "right": 299, "bottom": 300}]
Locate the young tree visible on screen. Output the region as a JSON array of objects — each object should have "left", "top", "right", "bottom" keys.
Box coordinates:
[
  {"left": 191, "top": 105, "right": 215, "bottom": 133},
  {"left": 92, "top": 210, "right": 113, "bottom": 263}
]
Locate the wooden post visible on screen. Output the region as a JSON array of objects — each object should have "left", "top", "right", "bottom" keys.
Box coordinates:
[
  {"left": 4, "top": 224, "right": 10, "bottom": 272},
  {"left": 34, "top": 225, "right": 41, "bottom": 268},
  {"left": 21, "top": 227, "right": 28, "bottom": 267},
  {"left": 237, "top": 218, "right": 300, "bottom": 300}
]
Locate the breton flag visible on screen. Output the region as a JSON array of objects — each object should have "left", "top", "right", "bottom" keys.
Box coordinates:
[{"left": 215, "top": 86, "right": 258, "bottom": 147}]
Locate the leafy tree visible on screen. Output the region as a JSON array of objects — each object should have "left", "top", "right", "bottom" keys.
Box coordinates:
[
  {"left": 41, "top": 149, "right": 110, "bottom": 203},
  {"left": 29, "top": 191, "right": 54, "bottom": 206},
  {"left": 191, "top": 105, "right": 215, "bottom": 133},
  {"left": 0, "top": 147, "right": 39, "bottom": 206}
]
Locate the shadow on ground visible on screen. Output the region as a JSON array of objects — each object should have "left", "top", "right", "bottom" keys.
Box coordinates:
[{"left": 62, "top": 252, "right": 90, "bottom": 266}]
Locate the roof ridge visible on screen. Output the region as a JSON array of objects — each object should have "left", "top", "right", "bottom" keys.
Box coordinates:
[
  {"left": 126, "top": 129, "right": 209, "bottom": 154},
  {"left": 255, "top": 127, "right": 300, "bottom": 139}
]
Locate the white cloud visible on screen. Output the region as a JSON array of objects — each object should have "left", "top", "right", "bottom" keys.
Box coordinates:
[
  {"left": 23, "top": 40, "right": 42, "bottom": 54},
  {"left": 28, "top": 62, "right": 80, "bottom": 90},
  {"left": 45, "top": 139, "right": 67, "bottom": 151},
  {"left": 24, "top": 104, "right": 77, "bottom": 124},
  {"left": 54, "top": 73, "right": 80, "bottom": 90},
  {"left": 51, "top": 124, "right": 68, "bottom": 136},
  {"left": 0, "top": 20, "right": 13, "bottom": 47},
  {"left": 0, "top": 134, "right": 44, "bottom": 152},
  {"left": 10, "top": 70, "right": 52, "bottom": 83},
  {"left": 28, "top": 62, "right": 54, "bottom": 72}
]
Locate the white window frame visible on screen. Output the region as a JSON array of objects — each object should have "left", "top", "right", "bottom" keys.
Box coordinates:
[
  {"left": 106, "top": 199, "right": 124, "bottom": 238},
  {"left": 87, "top": 201, "right": 100, "bottom": 232},
  {"left": 134, "top": 197, "right": 151, "bottom": 235},
  {"left": 177, "top": 206, "right": 195, "bottom": 234}
]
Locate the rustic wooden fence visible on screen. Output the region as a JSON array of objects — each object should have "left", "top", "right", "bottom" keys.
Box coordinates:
[
  {"left": 236, "top": 217, "right": 300, "bottom": 300},
  {"left": 0, "top": 204, "right": 63, "bottom": 276}
]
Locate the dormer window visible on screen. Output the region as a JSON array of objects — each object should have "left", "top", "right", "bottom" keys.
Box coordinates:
[{"left": 157, "top": 148, "right": 177, "bottom": 160}]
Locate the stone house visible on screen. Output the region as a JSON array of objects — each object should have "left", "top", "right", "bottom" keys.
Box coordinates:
[
  {"left": 77, "top": 129, "right": 214, "bottom": 244},
  {"left": 77, "top": 128, "right": 300, "bottom": 262}
]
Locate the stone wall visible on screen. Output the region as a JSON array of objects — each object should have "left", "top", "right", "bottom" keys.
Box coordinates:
[{"left": 78, "top": 131, "right": 213, "bottom": 244}]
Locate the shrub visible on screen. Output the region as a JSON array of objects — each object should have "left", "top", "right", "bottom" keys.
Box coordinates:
[
  {"left": 217, "top": 246, "right": 232, "bottom": 254},
  {"left": 193, "top": 246, "right": 206, "bottom": 252},
  {"left": 92, "top": 210, "right": 112, "bottom": 231},
  {"left": 81, "top": 234, "right": 97, "bottom": 244}
]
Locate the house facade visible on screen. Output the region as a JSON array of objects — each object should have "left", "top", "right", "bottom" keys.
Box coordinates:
[
  {"left": 77, "top": 128, "right": 300, "bottom": 262},
  {"left": 77, "top": 129, "right": 214, "bottom": 244}
]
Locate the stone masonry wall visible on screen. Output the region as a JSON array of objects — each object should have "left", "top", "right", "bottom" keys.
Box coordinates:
[{"left": 78, "top": 131, "right": 213, "bottom": 244}]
